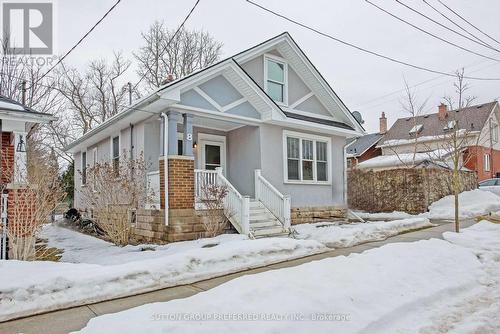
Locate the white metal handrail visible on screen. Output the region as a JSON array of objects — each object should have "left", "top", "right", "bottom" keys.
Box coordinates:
[
  {"left": 255, "top": 169, "right": 291, "bottom": 229},
  {"left": 194, "top": 169, "right": 250, "bottom": 235},
  {"left": 194, "top": 169, "right": 218, "bottom": 200}
]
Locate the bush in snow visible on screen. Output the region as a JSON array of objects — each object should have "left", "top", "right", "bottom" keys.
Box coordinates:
[
  {"left": 199, "top": 183, "right": 233, "bottom": 238},
  {"left": 3, "top": 144, "right": 65, "bottom": 260},
  {"left": 79, "top": 152, "right": 151, "bottom": 246}
]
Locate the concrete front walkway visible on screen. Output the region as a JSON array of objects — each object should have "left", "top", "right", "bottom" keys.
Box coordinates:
[{"left": 0, "top": 220, "right": 475, "bottom": 334}]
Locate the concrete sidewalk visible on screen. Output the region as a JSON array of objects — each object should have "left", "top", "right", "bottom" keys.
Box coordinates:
[{"left": 0, "top": 220, "right": 475, "bottom": 334}]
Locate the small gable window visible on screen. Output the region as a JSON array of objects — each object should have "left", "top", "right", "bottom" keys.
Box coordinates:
[
  {"left": 444, "top": 120, "right": 457, "bottom": 131},
  {"left": 409, "top": 124, "right": 423, "bottom": 135},
  {"left": 265, "top": 56, "right": 287, "bottom": 104}
]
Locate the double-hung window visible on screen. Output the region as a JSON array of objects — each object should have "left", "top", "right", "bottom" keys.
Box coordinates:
[
  {"left": 265, "top": 56, "right": 287, "bottom": 104},
  {"left": 112, "top": 136, "right": 120, "bottom": 176},
  {"left": 284, "top": 131, "right": 330, "bottom": 183},
  {"left": 81, "top": 151, "right": 87, "bottom": 185},
  {"left": 484, "top": 153, "right": 491, "bottom": 172}
]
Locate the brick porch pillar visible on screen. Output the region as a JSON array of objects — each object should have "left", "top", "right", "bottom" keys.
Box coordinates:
[{"left": 159, "top": 156, "right": 195, "bottom": 210}]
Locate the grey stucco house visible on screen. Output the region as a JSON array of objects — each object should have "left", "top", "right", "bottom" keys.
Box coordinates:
[{"left": 66, "top": 32, "right": 365, "bottom": 239}]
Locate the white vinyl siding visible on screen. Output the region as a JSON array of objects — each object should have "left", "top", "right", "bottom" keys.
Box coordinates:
[{"left": 283, "top": 131, "right": 331, "bottom": 184}]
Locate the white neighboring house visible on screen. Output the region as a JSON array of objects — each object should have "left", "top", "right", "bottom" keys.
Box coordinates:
[{"left": 65, "top": 33, "right": 365, "bottom": 238}]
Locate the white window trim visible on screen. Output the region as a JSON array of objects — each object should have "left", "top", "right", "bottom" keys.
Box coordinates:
[
  {"left": 484, "top": 153, "right": 491, "bottom": 172},
  {"left": 197, "top": 133, "right": 227, "bottom": 173},
  {"left": 92, "top": 147, "right": 98, "bottom": 166},
  {"left": 81, "top": 150, "right": 88, "bottom": 186},
  {"left": 264, "top": 54, "right": 288, "bottom": 106},
  {"left": 282, "top": 130, "right": 332, "bottom": 185},
  {"left": 110, "top": 134, "right": 121, "bottom": 162},
  {"left": 91, "top": 147, "right": 98, "bottom": 191}
]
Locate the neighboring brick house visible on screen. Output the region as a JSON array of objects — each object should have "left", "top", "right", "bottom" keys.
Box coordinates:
[
  {"left": 0, "top": 96, "right": 55, "bottom": 257},
  {"left": 346, "top": 112, "right": 386, "bottom": 168},
  {"left": 357, "top": 101, "right": 499, "bottom": 182}
]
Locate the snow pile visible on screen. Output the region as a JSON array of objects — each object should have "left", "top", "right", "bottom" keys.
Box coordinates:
[
  {"left": 40, "top": 224, "right": 248, "bottom": 265},
  {"left": 351, "top": 210, "right": 415, "bottom": 221},
  {"left": 294, "top": 218, "right": 433, "bottom": 248},
  {"left": 74, "top": 237, "right": 486, "bottom": 334},
  {"left": 428, "top": 189, "right": 500, "bottom": 220},
  {"left": 443, "top": 220, "right": 500, "bottom": 256},
  {"left": 0, "top": 237, "right": 326, "bottom": 321},
  {"left": 357, "top": 149, "right": 451, "bottom": 169}
]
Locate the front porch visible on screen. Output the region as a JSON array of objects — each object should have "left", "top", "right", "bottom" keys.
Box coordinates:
[{"left": 143, "top": 110, "right": 291, "bottom": 239}]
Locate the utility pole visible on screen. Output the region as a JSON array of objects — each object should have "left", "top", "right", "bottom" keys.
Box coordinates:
[
  {"left": 21, "top": 80, "right": 26, "bottom": 105},
  {"left": 128, "top": 82, "right": 132, "bottom": 106}
]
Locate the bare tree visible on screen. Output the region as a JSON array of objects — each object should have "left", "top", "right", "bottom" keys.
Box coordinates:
[
  {"left": 0, "top": 37, "right": 60, "bottom": 114},
  {"left": 78, "top": 152, "right": 151, "bottom": 246},
  {"left": 437, "top": 70, "right": 477, "bottom": 232},
  {"left": 56, "top": 52, "right": 135, "bottom": 135},
  {"left": 383, "top": 80, "right": 429, "bottom": 168},
  {"left": 4, "top": 144, "right": 65, "bottom": 260},
  {"left": 134, "top": 22, "right": 223, "bottom": 90}
]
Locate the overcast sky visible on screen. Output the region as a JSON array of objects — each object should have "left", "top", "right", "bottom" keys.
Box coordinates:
[{"left": 55, "top": 0, "right": 500, "bottom": 133}]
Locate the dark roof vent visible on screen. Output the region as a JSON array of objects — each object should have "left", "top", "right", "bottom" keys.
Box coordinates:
[
  {"left": 423, "top": 114, "right": 429, "bottom": 118},
  {"left": 477, "top": 105, "right": 483, "bottom": 109}
]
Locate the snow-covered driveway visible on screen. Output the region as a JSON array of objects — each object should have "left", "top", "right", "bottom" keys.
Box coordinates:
[{"left": 75, "top": 221, "right": 500, "bottom": 334}]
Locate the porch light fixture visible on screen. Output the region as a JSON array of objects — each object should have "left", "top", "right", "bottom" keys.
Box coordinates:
[
  {"left": 16, "top": 134, "right": 26, "bottom": 152},
  {"left": 193, "top": 141, "right": 197, "bottom": 149}
]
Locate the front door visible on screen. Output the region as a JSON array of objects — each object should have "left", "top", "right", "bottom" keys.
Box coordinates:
[{"left": 199, "top": 134, "right": 226, "bottom": 173}]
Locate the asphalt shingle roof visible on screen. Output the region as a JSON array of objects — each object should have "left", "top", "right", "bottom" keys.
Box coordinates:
[
  {"left": 346, "top": 132, "right": 383, "bottom": 156},
  {"left": 380, "top": 101, "right": 498, "bottom": 145}
]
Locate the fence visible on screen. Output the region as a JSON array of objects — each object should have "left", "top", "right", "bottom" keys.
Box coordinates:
[{"left": 348, "top": 168, "right": 477, "bottom": 214}]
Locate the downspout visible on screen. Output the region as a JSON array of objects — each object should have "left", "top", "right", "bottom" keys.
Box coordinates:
[
  {"left": 343, "top": 141, "right": 349, "bottom": 206},
  {"left": 160, "top": 112, "right": 169, "bottom": 226},
  {"left": 129, "top": 123, "right": 134, "bottom": 161}
]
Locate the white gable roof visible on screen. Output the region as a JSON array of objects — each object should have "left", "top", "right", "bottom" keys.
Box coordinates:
[
  {"left": 233, "top": 32, "right": 365, "bottom": 133},
  {"left": 66, "top": 33, "right": 364, "bottom": 153}
]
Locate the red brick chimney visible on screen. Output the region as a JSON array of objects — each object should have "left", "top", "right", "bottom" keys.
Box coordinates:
[
  {"left": 438, "top": 103, "right": 448, "bottom": 121},
  {"left": 161, "top": 74, "right": 175, "bottom": 86},
  {"left": 379, "top": 112, "right": 387, "bottom": 134}
]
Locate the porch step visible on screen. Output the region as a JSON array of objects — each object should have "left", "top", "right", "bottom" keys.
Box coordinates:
[
  {"left": 252, "top": 226, "right": 287, "bottom": 237},
  {"left": 248, "top": 200, "right": 290, "bottom": 239}
]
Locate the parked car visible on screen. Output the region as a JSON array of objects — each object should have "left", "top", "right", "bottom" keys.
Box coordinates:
[{"left": 478, "top": 178, "right": 500, "bottom": 196}]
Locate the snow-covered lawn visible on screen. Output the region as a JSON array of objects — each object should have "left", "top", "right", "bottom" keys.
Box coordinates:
[
  {"left": 40, "top": 224, "right": 249, "bottom": 265},
  {"left": 75, "top": 221, "right": 500, "bottom": 334},
  {"left": 0, "top": 226, "right": 326, "bottom": 321},
  {"left": 351, "top": 210, "right": 415, "bottom": 221},
  {"left": 428, "top": 189, "right": 500, "bottom": 220},
  {"left": 294, "top": 217, "right": 433, "bottom": 248}
]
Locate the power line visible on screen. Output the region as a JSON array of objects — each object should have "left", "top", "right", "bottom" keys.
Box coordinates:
[
  {"left": 436, "top": 0, "right": 500, "bottom": 46},
  {"left": 244, "top": 0, "right": 500, "bottom": 81},
  {"left": 3, "top": 71, "right": 158, "bottom": 116},
  {"left": 355, "top": 60, "right": 500, "bottom": 110},
  {"left": 366, "top": 0, "right": 500, "bottom": 62},
  {"left": 422, "top": 0, "right": 494, "bottom": 49},
  {"left": 31, "top": 0, "right": 122, "bottom": 89},
  {"left": 399, "top": 0, "right": 500, "bottom": 53},
  {"left": 132, "top": 0, "right": 201, "bottom": 91}
]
